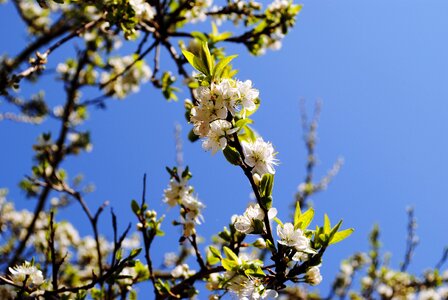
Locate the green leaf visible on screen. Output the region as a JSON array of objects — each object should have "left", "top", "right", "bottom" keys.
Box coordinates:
[
  {"left": 328, "top": 220, "right": 343, "bottom": 242},
  {"left": 181, "top": 49, "right": 208, "bottom": 75},
  {"left": 191, "top": 32, "right": 207, "bottom": 42},
  {"left": 323, "top": 214, "right": 331, "bottom": 234},
  {"left": 213, "top": 55, "right": 237, "bottom": 80},
  {"left": 130, "top": 248, "right": 142, "bottom": 258},
  {"left": 115, "top": 249, "right": 123, "bottom": 261},
  {"left": 295, "top": 207, "right": 314, "bottom": 231},
  {"left": 218, "top": 230, "right": 231, "bottom": 242},
  {"left": 259, "top": 174, "right": 274, "bottom": 197},
  {"left": 260, "top": 196, "right": 273, "bottom": 210},
  {"left": 207, "top": 248, "right": 221, "bottom": 265},
  {"left": 181, "top": 166, "right": 190, "bottom": 179},
  {"left": 294, "top": 201, "right": 302, "bottom": 226},
  {"left": 188, "top": 129, "right": 200, "bottom": 142},
  {"left": 235, "top": 118, "right": 253, "bottom": 129},
  {"left": 131, "top": 200, "right": 140, "bottom": 215},
  {"left": 223, "top": 246, "right": 239, "bottom": 262},
  {"left": 329, "top": 228, "right": 354, "bottom": 245},
  {"left": 221, "top": 258, "right": 238, "bottom": 271},
  {"left": 129, "top": 290, "right": 137, "bottom": 300},
  {"left": 265, "top": 239, "right": 276, "bottom": 252},
  {"left": 200, "top": 42, "right": 214, "bottom": 76},
  {"left": 207, "top": 254, "right": 220, "bottom": 265},
  {"left": 223, "top": 145, "right": 241, "bottom": 166},
  {"left": 273, "top": 217, "right": 283, "bottom": 226},
  {"left": 209, "top": 246, "right": 222, "bottom": 259}
]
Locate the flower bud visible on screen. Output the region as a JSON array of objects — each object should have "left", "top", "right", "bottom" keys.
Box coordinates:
[
  {"left": 252, "top": 173, "right": 261, "bottom": 186},
  {"left": 253, "top": 238, "right": 266, "bottom": 249},
  {"left": 305, "top": 266, "right": 323, "bottom": 286}
]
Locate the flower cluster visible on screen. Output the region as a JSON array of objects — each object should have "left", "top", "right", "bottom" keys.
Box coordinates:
[
  {"left": 184, "top": 0, "right": 212, "bottom": 23},
  {"left": 191, "top": 78, "right": 259, "bottom": 139},
  {"left": 227, "top": 275, "right": 278, "bottom": 300},
  {"left": 129, "top": 0, "right": 156, "bottom": 21},
  {"left": 171, "top": 263, "right": 196, "bottom": 279},
  {"left": 187, "top": 51, "right": 279, "bottom": 176},
  {"left": 101, "top": 55, "right": 152, "bottom": 99},
  {"left": 163, "top": 167, "right": 204, "bottom": 237}
]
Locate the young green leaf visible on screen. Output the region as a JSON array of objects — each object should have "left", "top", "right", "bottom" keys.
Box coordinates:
[
  {"left": 259, "top": 173, "right": 274, "bottom": 197},
  {"left": 295, "top": 207, "right": 314, "bottom": 231},
  {"left": 329, "top": 228, "right": 354, "bottom": 245},
  {"left": 200, "top": 42, "right": 214, "bottom": 76},
  {"left": 221, "top": 258, "right": 238, "bottom": 271},
  {"left": 209, "top": 246, "right": 222, "bottom": 259},
  {"left": 223, "top": 246, "right": 239, "bottom": 262},
  {"left": 213, "top": 55, "right": 237, "bottom": 80},
  {"left": 223, "top": 145, "right": 241, "bottom": 166},
  {"left": 182, "top": 49, "right": 208, "bottom": 75},
  {"left": 131, "top": 199, "right": 140, "bottom": 215},
  {"left": 294, "top": 201, "right": 302, "bottom": 226},
  {"left": 323, "top": 214, "right": 331, "bottom": 234},
  {"left": 328, "top": 220, "right": 343, "bottom": 243}
]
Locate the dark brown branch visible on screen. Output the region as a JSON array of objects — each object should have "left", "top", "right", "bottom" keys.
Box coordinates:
[{"left": 7, "top": 50, "right": 89, "bottom": 271}]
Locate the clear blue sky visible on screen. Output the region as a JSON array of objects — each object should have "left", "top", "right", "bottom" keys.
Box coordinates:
[{"left": 1, "top": 0, "right": 448, "bottom": 296}]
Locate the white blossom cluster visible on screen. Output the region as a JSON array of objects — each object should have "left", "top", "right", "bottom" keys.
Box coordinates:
[
  {"left": 191, "top": 79, "right": 258, "bottom": 138},
  {"left": 209, "top": 0, "right": 262, "bottom": 26},
  {"left": 101, "top": 55, "right": 152, "bottom": 99},
  {"left": 17, "top": 0, "right": 51, "bottom": 35},
  {"left": 171, "top": 263, "right": 196, "bottom": 279},
  {"left": 227, "top": 275, "right": 278, "bottom": 300},
  {"left": 224, "top": 253, "right": 278, "bottom": 299},
  {"left": 184, "top": 0, "right": 212, "bottom": 23},
  {"left": 57, "top": 61, "right": 99, "bottom": 85},
  {"left": 129, "top": 0, "right": 156, "bottom": 21},
  {"left": 53, "top": 105, "right": 88, "bottom": 126},
  {"left": 163, "top": 175, "right": 205, "bottom": 237},
  {"left": 267, "top": 0, "right": 290, "bottom": 13},
  {"left": 191, "top": 78, "right": 278, "bottom": 175}
]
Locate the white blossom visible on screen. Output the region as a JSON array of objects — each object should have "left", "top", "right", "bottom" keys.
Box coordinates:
[
  {"left": 227, "top": 276, "right": 278, "bottom": 300},
  {"left": 163, "top": 178, "right": 189, "bottom": 207},
  {"left": 171, "top": 264, "right": 196, "bottom": 278},
  {"left": 9, "top": 261, "right": 44, "bottom": 287},
  {"left": 183, "top": 220, "right": 196, "bottom": 237},
  {"left": 377, "top": 283, "right": 393, "bottom": 298},
  {"left": 182, "top": 194, "right": 205, "bottom": 224},
  {"left": 305, "top": 266, "right": 323, "bottom": 286},
  {"left": 277, "top": 223, "right": 314, "bottom": 253},
  {"left": 129, "top": 0, "right": 156, "bottom": 20},
  {"left": 202, "top": 120, "right": 237, "bottom": 154},
  {"left": 242, "top": 137, "right": 279, "bottom": 175},
  {"left": 101, "top": 55, "right": 151, "bottom": 99},
  {"left": 234, "top": 203, "right": 276, "bottom": 234},
  {"left": 118, "top": 266, "right": 137, "bottom": 286},
  {"left": 164, "top": 252, "right": 178, "bottom": 267},
  {"left": 236, "top": 80, "right": 259, "bottom": 112},
  {"left": 191, "top": 99, "right": 227, "bottom": 137}
]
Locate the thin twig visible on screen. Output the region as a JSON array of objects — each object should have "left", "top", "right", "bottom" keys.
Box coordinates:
[
  {"left": 7, "top": 50, "right": 89, "bottom": 271},
  {"left": 400, "top": 207, "right": 418, "bottom": 272}
]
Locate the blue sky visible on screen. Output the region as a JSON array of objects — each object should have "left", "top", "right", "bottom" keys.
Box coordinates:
[{"left": 2, "top": 0, "right": 448, "bottom": 296}]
